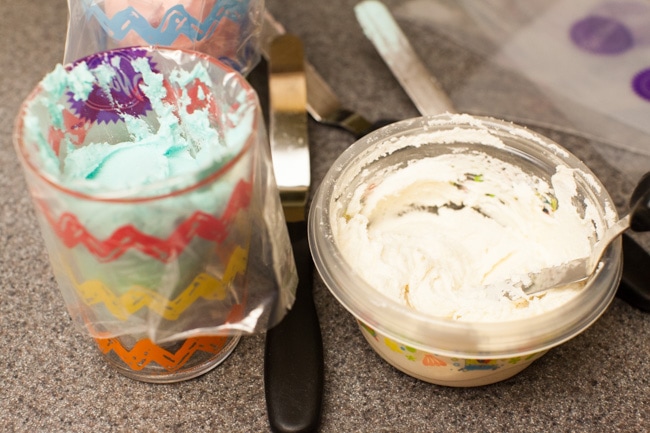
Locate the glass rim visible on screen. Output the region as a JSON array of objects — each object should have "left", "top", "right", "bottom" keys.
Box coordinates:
[{"left": 13, "top": 46, "right": 259, "bottom": 204}]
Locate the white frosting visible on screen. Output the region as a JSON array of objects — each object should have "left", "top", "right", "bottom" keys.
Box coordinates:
[{"left": 334, "top": 143, "right": 601, "bottom": 322}]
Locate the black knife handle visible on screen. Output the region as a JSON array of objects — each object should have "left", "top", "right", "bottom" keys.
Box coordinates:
[
  {"left": 265, "top": 221, "right": 324, "bottom": 433},
  {"left": 629, "top": 172, "right": 650, "bottom": 232},
  {"left": 617, "top": 233, "right": 650, "bottom": 312}
]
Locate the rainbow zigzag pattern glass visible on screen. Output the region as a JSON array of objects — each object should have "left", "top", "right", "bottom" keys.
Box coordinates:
[
  {"left": 39, "top": 177, "right": 252, "bottom": 382},
  {"left": 14, "top": 47, "right": 266, "bottom": 382}
]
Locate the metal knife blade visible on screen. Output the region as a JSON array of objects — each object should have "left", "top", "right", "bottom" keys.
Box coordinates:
[
  {"left": 354, "top": 0, "right": 455, "bottom": 116},
  {"left": 268, "top": 33, "right": 310, "bottom": 222},
  {"left": 262, "top": 11, "right": 391, "bottom": 138},
  {"left": 264, "top": 34, "right": 324, "bottom": 433}
]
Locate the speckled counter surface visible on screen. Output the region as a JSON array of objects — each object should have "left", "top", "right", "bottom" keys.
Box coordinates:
[{"left": 1, "top": 1, "right": 649, "bottom": 432}]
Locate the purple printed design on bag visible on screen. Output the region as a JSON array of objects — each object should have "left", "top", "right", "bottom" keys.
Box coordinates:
[
  {"left": 632, "top": 69, "right": 650, "bottom": 102},
  {"left": 569, "top": 1, "right": 650, "bottom": 104},
  {"left": 69, "top": 48, "right": 155, "bottom": 124},
  {"left": 570, "top": 15, "right": 634, "bottom": 55}
]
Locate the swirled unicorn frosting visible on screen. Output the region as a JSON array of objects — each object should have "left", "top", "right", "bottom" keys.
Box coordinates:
[{"left": 24, "top": 48, "right": 252, "bottom": 195}]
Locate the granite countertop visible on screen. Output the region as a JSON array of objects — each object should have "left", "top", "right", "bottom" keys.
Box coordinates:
[{"left": 1, "top": 1, "right": 649, "bottom": 432}]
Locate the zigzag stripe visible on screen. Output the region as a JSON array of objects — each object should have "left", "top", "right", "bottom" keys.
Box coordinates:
[
  {"left": 94, "top": 334, "right": 230, "bottom": 372},
  {"left": 39, "top": 179, "right": 251, "bottom": 263},
  {"left": 85, "top": 1, "right": 248, "bottom": 46},
  {"left": 75, "top": 245, "right": 248, "bottom": 321}
]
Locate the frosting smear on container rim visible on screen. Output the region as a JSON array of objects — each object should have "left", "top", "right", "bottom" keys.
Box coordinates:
[{"left": 334, "top": 133, "right": 603, "bottom": 322}]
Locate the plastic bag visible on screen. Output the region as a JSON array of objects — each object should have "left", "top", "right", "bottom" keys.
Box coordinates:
[
  {"left": 14, "top": 47, "right": 296, "bottom": 344},
  {"left": 395, "top": 0, "right": 650, "bottom": 181},
  {"left": 64, "top": 0, "right": 264, "bottom": 75}
]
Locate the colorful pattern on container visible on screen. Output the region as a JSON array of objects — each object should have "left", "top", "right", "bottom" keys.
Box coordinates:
[{"left": 360, "top": 322, "right": 539, "bottom": 373}]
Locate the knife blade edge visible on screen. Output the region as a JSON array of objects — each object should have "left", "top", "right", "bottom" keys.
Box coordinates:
[{"left": 354, "top": 0, "right": 455, "bottom": 116}]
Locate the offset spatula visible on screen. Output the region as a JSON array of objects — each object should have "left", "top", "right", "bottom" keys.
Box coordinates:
[
  {"left": 264, "top": 34, "right": 324, "bottom": 433},
  {"left": 521, "top": 173, "right": 650, "bottom": 294},
  {"left": 261, "top": 11, "right": 393, "bottom": 138}
]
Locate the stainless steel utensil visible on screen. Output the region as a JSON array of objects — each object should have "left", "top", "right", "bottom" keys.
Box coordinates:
[
  {"left": 262, "top": 11, "right": 392, "bottom": 138},
  {"left": 354, "top": 0, "right": 454, "bottom": 116},
  {"left": 264, "top": 34, "right": 323, "bottom": 433},
  {"left": 522, "top": 172, "right": 650, "bottom": 294}
]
